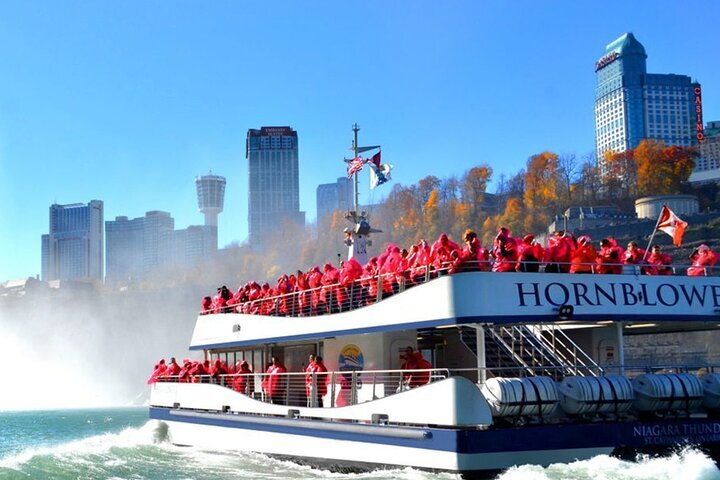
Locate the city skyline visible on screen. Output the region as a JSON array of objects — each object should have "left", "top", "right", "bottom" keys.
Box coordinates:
[{"left": 1, "top": 1, "right": 719, "bottom": 280}]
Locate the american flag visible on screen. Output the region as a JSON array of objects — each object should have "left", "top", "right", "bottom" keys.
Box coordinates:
[{"left": 346, "top": 156, "right": 364, "bottom": 178}]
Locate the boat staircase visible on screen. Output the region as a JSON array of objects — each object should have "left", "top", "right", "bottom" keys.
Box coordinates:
[{"left": 460, "top": 325, "right": 602, "bottom": 380}]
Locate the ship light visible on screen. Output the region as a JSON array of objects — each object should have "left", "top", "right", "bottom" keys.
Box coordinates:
[{"left": 555, "top": 305, "right": 574, "bottom": 321}]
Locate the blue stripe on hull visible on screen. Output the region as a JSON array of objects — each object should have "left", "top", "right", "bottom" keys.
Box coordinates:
[{"left": 150, "top": 407, "right": 720, "bottom": 454}]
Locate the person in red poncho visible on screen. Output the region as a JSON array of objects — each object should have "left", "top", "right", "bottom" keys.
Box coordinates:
[
  {"left": 644, "top": 245, "right": 673, "bottom": 275},
  {"left": 430, "top": 233, "right": 460, "bottom": 272},
  {"left": 596, "top": 238, "right": 624, "bottom": 274},
  {"left": 200, "top": 296, "right": 213, "bottom": 315},
  {"left": 304, "top": 354, "right": 329, "bottom": 407},
  {"left": 570, "top": 235, "right": 597, "bottom": 274},
  {"left": 461, "top": 229, "right": 491, "bottom": 271},
  {"left": 544, "top": 231, "right": 574, "bottom": 273},
  {"left": 147, "top": 359, "right": 167, "bottom": 384},
  {"left": 400, "top": 347, "right": 432, "bottom": 389},
  {"left": 163, "top": 357, "right": 181, "bottom": 381},
  {"left": 233, "top": 360, "right": 253, "bottom": 395},
  {"left": 492, "top": 227, "right": 518, "bottom": 272},
  {"left": 624, "top": 242, "right": 646, "bottom": 272},
  {"left": 688, "top": 244, "right": 717, "bottom": 277},
  {"left": 517, "top": 234, "right": 544, "bottom": 273},
  {"left": 262, "top": 357, "right": 287, "bottom": 404},
  {"left": 177, "top": 359, "right": 193, "bottom": 383}
]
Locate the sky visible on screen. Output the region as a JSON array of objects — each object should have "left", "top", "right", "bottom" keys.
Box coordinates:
[{"left": 0, "top": 0, "right": 718, "bottom": 281}]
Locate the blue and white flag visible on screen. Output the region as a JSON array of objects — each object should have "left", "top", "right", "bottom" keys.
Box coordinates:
[{"left": 369, "top": 163, "right": 393, "bottom": 189}]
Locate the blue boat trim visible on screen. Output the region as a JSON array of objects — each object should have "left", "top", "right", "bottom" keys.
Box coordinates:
[
  {"left": 150, "top": 407, "right": 720, "bottom": 454},
  {"left": 190, "top": 313, "right": 720, "bottom": 350}
]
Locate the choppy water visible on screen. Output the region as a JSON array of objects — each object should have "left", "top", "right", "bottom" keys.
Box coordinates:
[{"left": 1, "top": 408, "right": 720, "bottom": 480}]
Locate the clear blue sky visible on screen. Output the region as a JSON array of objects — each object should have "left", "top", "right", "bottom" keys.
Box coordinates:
[{"left": 0, "top": 1, "right": 718, "bottom": 281}]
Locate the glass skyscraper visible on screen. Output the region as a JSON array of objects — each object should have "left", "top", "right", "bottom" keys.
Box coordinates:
[
  {"left": 594, "top": 33, "right": 702, "bottom": 161},
  {"left": 42, "top": 200, "right": 104, "bottom": 282},
  {"left": 246, "top": 126, "right": 305, "bottom": 244}
]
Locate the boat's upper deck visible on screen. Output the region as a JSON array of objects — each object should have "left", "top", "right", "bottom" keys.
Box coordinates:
[{"left": 190, "top": 269, "right": 720, "bottom": 350}]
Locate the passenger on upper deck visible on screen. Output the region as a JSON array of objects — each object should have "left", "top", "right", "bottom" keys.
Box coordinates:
[
  {"left": 570, "top": 235, "right": 597, "bottom": 274},
  {"left": 596, "top": 238, "right": 624, "bottom": 274},
  {"left": 624, "top": 242, "right": 646, "bottom": 270},
  {"left": 147, "top": 359, "right": 167, "bottom": 384},
  {"left": 462, "top": 229, "right": 491, "bottom": 271},
  {"left": 544, "top": 231, "right": 574, "bottom": 273},
  {"left": 517, "top": 234, "right": 543, "bottom": 273},
  {"left": 201, "top": 296, "right": 213, "bottom": 315},
  {"left": 492, "top": 227, "right": 518, "bottom": 272},
  {"left": 430, "top": 233, "right": 460, "bottom": 270},
  {"left": 164, "top": 357, "right": 181, "bottom": 380},
  {"left": 688, "top": 244, "right": 718, "bottom": 277},
  {"left": 645, "top": 245, "right": 673, "bottom": 275}
]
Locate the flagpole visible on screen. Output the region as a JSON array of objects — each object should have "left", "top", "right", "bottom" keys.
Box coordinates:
[
  {"left": 352, "top": 123, "right": 360, "bottom": 213},
  {"left": 642, "top": 204, "right": 665, "bottom": 262}
]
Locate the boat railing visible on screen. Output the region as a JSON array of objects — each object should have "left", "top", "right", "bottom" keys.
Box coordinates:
[
  {"left": 156, "top": 364, "right": 720, "bottom": 409},
  {"left": 156, "top": 368, "right": 450, "bottom": 408},
  {"left": 204, "top": 259, "right": 718, "bottom": 317},
  {"left": 526, "top": 324, "right": 602, "bottom": 377}
]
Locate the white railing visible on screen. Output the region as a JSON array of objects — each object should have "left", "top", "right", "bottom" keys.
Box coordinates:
[
  {"left": 203, "top": 260, "right": 718, "bottom": 318},
  {"left": 156, "top": 368, "right": 450, "bottom": 408}
]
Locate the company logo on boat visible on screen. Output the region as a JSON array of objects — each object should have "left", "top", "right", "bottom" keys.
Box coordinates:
[
  {"left": 633, "top": 423, "right": 720, "bottom": 446},
  {"left": 516, "top": 282, "right": 720, "bottom": 309},
  {"left": 338, "top": 344, "right": 364, "bottom": 371}
]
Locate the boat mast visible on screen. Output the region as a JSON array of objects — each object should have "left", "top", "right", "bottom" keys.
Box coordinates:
[
  {"left": 353, "top": 123, "right": 360, "bottom": 213},
  {"left": 344, "top": 123, "right": 380, "bottom": 266}
]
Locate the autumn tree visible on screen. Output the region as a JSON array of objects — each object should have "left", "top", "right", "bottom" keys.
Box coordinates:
[
  {"left": 523, "top": 151, "right": 561, "bottom": 233},
  {"left": 634, "top": 140, "right": 696, "bottom": 196}
]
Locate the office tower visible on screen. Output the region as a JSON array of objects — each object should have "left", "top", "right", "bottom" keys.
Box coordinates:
[
  {"left": 42, "top": 200, "right": 103, "bottom": 282},
  {"left": 105, "top": 211, "right": 174, "bottom": 282},
  {"left": 316, "top": 177, "right": 353, "bottom": 222},
  {"left": 697, "top": 121, "right": 720, "bottom": 172},
  {"left": 246, "top": 126, "right": 305, "bottom": 244},
  {"left": 594, "top": 33, "right": 702, "bottom": 162},
  {"left": 161, "top": 225, "right": 217, "bottom": 266}
]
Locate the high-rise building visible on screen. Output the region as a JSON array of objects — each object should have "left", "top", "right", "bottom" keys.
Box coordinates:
[
  {"left": 594, "top": 33, "right": 702, "bottom": 161},
  {"left": 316, "top": 177, "right": 353, "bottom": 222},
  {"left": 105, "top": 211, "right": 174, "bottom": 282},
  {"left": 42, "top": 200, "right": 104, "bottom": 282},
  {"left": 690, "top": 121, "right": 720, "bottom": 184},
  {"left": 161, "top": 225, "right": 217, "bottom": 266},
  {"left": 246, "top": 126, "right": 305, "bottom": 244}
]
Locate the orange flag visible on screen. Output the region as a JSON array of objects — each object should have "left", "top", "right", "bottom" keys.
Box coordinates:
[{"left": 657, "top": 206, "right": 688, "bottom": 246}]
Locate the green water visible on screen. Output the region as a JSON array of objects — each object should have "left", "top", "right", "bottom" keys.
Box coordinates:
[{"left": 1, "top": 408, "right": 719, "bottom": 480}]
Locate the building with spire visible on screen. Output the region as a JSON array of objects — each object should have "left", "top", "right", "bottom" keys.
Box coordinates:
[
  {"left": 246, "top": 126, "right": 304, "bottom": 244},
  {"left": 594, "top": 33, "right": 702, "bottom": 162}
]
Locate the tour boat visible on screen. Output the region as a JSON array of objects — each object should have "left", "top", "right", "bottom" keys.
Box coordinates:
[
  {"left": 149, "top": 258, "right": 720, "bottom": 478},
  {"left": 149, "top": 127, "right": 720, "bottom": 478}
]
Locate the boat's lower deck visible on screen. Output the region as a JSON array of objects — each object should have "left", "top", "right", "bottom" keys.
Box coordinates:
[{"left": 149, "top": 406, "right": 720, "bottom": 476}]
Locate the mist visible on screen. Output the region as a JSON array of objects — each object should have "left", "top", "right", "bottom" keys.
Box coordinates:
[{"left": 0, "top": 284, "right": 201, "bottom": 411}]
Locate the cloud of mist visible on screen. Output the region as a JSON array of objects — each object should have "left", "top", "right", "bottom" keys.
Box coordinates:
[{"left": 0, "top": 284, "right": 201, "bottom": 411}]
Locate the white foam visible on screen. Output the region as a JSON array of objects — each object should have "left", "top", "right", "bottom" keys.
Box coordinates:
[
  {"left": 496, "top": 447, "right": 720, "bottom": 480},
  {"left": 0, "top": 420, "right": 163, "bottom": 469}
]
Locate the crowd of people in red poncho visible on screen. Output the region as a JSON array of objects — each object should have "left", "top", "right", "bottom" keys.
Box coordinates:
[
  {"left": 200, "top": 228, "right": 718, "bottom": 317},
  {"left": 148, "top": 348, "right": 434, "bottom": 406}
]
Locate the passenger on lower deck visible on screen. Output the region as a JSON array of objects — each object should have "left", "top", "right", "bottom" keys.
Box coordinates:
[
  {"left": 232, "top": 360, "right": 253, "bottom": 395},
  {"left": 262, "top": 356, "right": 287, "bottom": 404}
]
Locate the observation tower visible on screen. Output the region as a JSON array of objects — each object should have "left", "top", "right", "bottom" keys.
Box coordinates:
[{"left": 195, "top": 173, "right": 226, "bottom": 227}]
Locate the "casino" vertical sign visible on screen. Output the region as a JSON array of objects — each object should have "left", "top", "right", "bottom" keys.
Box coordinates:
[{"left": 694, "top": 85, "right": 704, "bottom": 143}]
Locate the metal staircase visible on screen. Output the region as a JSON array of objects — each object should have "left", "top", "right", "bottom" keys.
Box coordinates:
[{"left": 460, "top": 325, "right": 602, "bottom": 379}]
